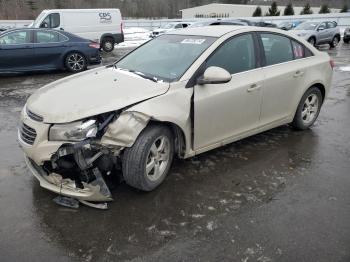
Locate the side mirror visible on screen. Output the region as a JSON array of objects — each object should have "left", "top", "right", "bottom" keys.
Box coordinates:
[
  {"left": 318, "top": 26, "right": 325, "bottom": 31},
  {"left": 197, "top": 66, "right": 232, "bottom": 85}
]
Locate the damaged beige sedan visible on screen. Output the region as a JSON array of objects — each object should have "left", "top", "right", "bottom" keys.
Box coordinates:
[{"left": 19, "top": 26, "right": 333, "bottom": 203}]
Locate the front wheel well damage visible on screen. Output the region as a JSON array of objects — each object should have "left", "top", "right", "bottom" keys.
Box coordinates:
[{"left": 147, "top": 120, "right": 186, "bottom": 158}]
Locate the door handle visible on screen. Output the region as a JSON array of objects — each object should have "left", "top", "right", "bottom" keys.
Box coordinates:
[
  {"left": 293, "top": 70, "right": 304, "bottom": 78},
  {"left": 247, "top": 83, "right": 261, "bottom": 92}
]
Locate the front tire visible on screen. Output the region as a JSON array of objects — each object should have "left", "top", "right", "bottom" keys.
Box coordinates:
[
  {"left": 122, "top": 125, "right": 174, "bottom": 191},
  {"left": 101, "top": 37, "right": 115, "bottom": 52},
  {"left": 291, "top": 87, "right": 323, "bottom": 130},
  {"left": 65, "top": 52, "right": 87, "bottom": 73}
]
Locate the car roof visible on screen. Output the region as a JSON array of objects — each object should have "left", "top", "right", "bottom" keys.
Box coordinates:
[{"left": 167, "top": 25, "right": 247, "bottom": 37}]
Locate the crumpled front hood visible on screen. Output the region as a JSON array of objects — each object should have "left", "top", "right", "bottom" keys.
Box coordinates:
[{"left": 26, "top": 67, "right": 170, "bottom": 123}]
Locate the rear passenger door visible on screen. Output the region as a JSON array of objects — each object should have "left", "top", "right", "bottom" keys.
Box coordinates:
[
  {"left": 326, "top": 22, "right": 336, "bottom": 41},
  {"left": 259, "top": 33, "right": 310, "bottom": 125},
  {"left": 33, "top": 30, "right": 67, "bottom": 69},
  {"left": 194, "top": 33, "right": 264, "bottom": 150}
]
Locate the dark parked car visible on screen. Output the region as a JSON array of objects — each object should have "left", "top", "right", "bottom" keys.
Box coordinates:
[
  {"left": 0, "top": 28, "right": 101, "bottom": 74},
  {"left": 343, "top": 28, "right": 350, "bottom": 43}
]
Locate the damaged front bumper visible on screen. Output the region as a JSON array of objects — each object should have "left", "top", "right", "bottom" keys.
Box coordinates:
[
  {"left": 25, "top": 156, "right": 113, "bottom": 202},
  {"left": 19, "top": 106, "right": 151, "bottom": 202}
]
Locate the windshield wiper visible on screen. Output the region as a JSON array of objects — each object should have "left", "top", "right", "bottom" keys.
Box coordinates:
[{"left": 114, "top": 66, "right": 158, "bottom": 82}]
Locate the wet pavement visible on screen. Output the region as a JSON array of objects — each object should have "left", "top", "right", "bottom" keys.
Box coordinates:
[{"left": 0, "top": 45, "right": 350, "bottom": 262}]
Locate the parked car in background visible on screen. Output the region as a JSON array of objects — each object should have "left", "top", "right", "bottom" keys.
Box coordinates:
[
  {"left": 190, "top": 19, "right": 277, "bottom": 28},
  {"left": 19, "top": 26, "right": 333, "bottom": 202},
  {"left": 291, "top": 21, "right": 340, "bottom": 47},
  {"left": 278, "top": 21, "right": 303, "bottom": 30},
  {"left": 343, "top": 27, "right": 350, "bottom": 43},
  {"left": 150, "top": 22, "right": 192, "bottom": 37},
  {"left": 190, "top": 19, "right": 249, "bottom": 28},
  {"left": 0, "top": 28, "right": 101, "bottom": 74},
  {"left": 31, "top": 9, "right": 124, "bottom": 52}
]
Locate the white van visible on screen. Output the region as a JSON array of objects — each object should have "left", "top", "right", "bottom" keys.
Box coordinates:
[{"left": 32, "top": 9, "right": 124, "bottom": 52}]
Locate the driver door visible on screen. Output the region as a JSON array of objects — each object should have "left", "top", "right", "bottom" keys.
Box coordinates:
[
  {"left": 317, "top": 22, "right": 328, "bottom": 43},
  {"left": 193, "top": 33, "right": 263, "bottom": 151}
]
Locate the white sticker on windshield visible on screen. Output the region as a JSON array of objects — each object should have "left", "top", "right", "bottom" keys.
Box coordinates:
[{"left": 181, "top": 39, "right": 206, "bottom": 45}]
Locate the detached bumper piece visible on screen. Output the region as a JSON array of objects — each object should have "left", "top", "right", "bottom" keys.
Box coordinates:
[{"left": 25, "top": 139, "right": 117, "bottom": 207}]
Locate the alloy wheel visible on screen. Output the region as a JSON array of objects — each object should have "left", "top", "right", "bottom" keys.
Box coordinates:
[
  {"left": 302, "top": 94, "right": 319, "bottom": 125},
  {"left": 67, "top": 53, "right": 85, "bottom": 72},
  {"left": 333, "top": 37, "right": 339, "bottom": 47},
  {"left": 145, "top": 135, "right": 171, "bottom": 182}
]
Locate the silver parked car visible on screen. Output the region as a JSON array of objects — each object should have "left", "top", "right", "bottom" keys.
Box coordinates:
[
  {"left": 150, "top": 22, "right": 192, "bottom": 38},
  {"left": 19, "top": 26, "right": 333, "bottom": 203},
  {"left": 291, "top": 21, "right": 340, "bottom": 47}
]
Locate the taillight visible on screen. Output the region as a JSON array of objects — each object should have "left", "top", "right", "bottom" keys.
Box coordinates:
[
  {"left": 121, "top": 22, "right": 123, "bottom": 34},
  {"left": 89, "top": 42, "right": 100, "bottom": 49},
  {"left": 330, "top": 59, "right": 335, "bottom": 69}
]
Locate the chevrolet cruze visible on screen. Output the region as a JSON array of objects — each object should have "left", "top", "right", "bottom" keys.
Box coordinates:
[{"left": 19, "top": 26, "right": 333, "bottom": 202}]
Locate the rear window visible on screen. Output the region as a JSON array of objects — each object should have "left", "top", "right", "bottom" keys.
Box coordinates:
[
  {"left": 260, "top": 33, "right": 293, "bottom": 66},
  {"left": 292, "top": 41, "right": 305, "bottom": 59}
]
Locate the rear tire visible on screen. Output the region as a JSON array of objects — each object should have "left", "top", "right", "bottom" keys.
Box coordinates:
[
  {"left": 330, "top": 36, "right": 340, "bottom": 48},
  {"left": 64, "top": 52, "right": 87, "bottom": 73},
  {"left": 291, "top": 87, "right": 323, "bottom": 130},
  {"left": 102, "top": 37, "right": 115, "bottom": 52},
  {"left": 122, "top": 125, "right": 174, "bottom": 191},
  {"left": 308, "top": 37, "right": 316, "bottom": 46}
]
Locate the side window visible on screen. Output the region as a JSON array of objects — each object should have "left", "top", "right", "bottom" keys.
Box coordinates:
[
  {"left": 40, "top": 13, "right": 60, "bottom": 28},
  {"left": 206, "top": 34, "right": 256, "bottom": 74},
  {"left": 58, "top": 33, "right": 68, "bottom": 42},
  {"left": 175, "top": 24, "right": 183, "bottom": 29},
  {"left": 36, "top": 31, "right": 60, "bottom": 43},
  {"left": 326, "top": 22, "right": 336, "bottom": 29},
  {"left": 260, "top": 33, "right": 293, "bottom": 66},
  {"left": 292, "top": 41, "right": 305, "bottom": 59},
  {"left": 318, "top": 22, "right": 326, "bottom": 30},
  {"left": 0, "top": 31, "right": 31, "bottom": 44}
]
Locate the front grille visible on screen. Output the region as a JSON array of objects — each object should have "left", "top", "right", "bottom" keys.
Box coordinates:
[
  {"left": 26, "top": 108, "right": 43, "bottom": 122},
  {"left": 20, "top": 123, "right": 37, "bottom": 145}
]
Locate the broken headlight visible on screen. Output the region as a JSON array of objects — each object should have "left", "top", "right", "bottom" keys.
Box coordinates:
[{"left": 49, "top": 119, "right": 98, "bottom": 142}]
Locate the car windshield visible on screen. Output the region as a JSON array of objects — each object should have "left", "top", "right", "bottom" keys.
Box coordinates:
[
  {"left": 190, "top": 22, "right": 211, "bottom": 28},
  {"left": 160, "top": 23, "right": 177, "bottom": 29},
  {"left": 294, "top": 22, "right": 318, "bottom": 30},
  {"left": 279, "top": 22, "right": 291, "bottom": 27},
  {"left": 32, "top": 12, "right": 48, "bottom": 27},
  {"left": 115, "top": 34, "right": 217, "bottom": 82}
]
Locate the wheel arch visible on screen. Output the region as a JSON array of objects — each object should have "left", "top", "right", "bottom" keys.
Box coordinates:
[
  {"left": 312, "top": 82, "right": 326, "bottom": 103},
  {"left": 100, "top": 33, "right": 115, "bottom": 44},
  {"left": 148, "top": 120, "right": 187, "bottom": 159}
]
